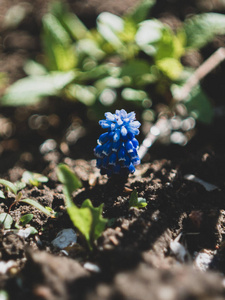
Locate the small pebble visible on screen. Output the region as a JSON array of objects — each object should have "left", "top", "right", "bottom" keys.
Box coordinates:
[
  {"left": 0, "top": 260, "right": 17, "bottom": 274},
  {"left": 184, "top": 174, "right": 219, "bottom": 191},
  {"left": 194, "top": 250, "right": 214, "bottom": 272},
  {"left": 51, "top": 228, "right": 77, "bottom": 249},
  {"left": 170, "top": 233, "right": 190, "bottom": 262},
  {"left": 109, "top": 235, "right": 119, "bottom": 245},
  {"left": 39, "top": 139, "right": 57, "bottom": 154},
  {"left": 83, "top": 262, "right": 101, "bottom": 273}
]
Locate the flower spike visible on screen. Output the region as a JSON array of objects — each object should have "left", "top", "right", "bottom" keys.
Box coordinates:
[{"left": 94, "top": 109, "right": 141, "bottom": 177}]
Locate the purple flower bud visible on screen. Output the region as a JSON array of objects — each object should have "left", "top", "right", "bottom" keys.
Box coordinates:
[
  {"left": 109, "top": 152, "right": 117, "bottom": 165},
  {"left": 94, "top": 109, "right": 141, "bottom": 177}
]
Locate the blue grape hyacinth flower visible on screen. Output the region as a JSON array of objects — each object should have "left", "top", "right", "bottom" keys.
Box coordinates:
[{"left": 94, "top": 109, "right": 141, "bottom": 177}]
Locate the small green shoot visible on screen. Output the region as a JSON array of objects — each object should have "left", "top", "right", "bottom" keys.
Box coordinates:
[
  {"left": 0, "top": 190, "right": 5, "bottom": 199},
  {"left": 22, "top": 171, "right": 49, "bottom": 187},
  {"left": 129, "top": 190, "right": 147, "bottom": 209},
  {"left": 0, "top": 176, "right": 57, "bottom": 218},
  {"left": 0, "top": 213, "right": 13, "bottom": 229},
  {"left": 19, "top": 214, "right": 34, "bottom": 226},
  {"left": 57, "top": 163, "right": 107, "bottom": 250},
  {"left": 57, "top": 163, "right": 82, "bottom": 205},
  {"left": 20, "top": 199, "right": 57, "bottom": 218},
  {"left": 14, "top": 181, "right": 26, "bottom": 191},
  {"left": 0, "top": 179, "right": 18, "bottom": 194},
  {"left": 67, "top": 199, "right": 107, "bottom": 250}
]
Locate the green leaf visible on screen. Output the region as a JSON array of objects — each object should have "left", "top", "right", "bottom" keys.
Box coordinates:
[
  {"left": 95, "top": 77, "right": 123, "bottom": 90},
  {"left": 76, "top": 39, "right": 105, "bottom": 60},
  {"left": 127, "top": 0, "right": 156, "bottom": 24},
  {"left": 57, "top": 164, "right": 107, "bottom": 250},
  {"left": 62, "top": 13, "right": 89, "bottom": 41},
  {"left": 97, "top": 12, "right": 124, "bottom": 49},
  {"left": 156, "top": 58, "right": 183, "bottom": 80},
  {"left": 45, "top": 206, "right": 58, "bottom": 217},
  {"left": 24, "top": 60, "right": 48, "bottom": 76},
  {"left": 77, "top": 64, "right": 110, "bottom": 81},
  {"left": 57, "top": 163, "right": 82, "bottom": 207},
  {"left": 14, "top": 181, "right": 26, "bottom": 191},
  {"left": 19, "top": 214, "right": 34, "bottom": 226},
  {"left": 0, "top": 179, "right": 18, "bottom": 194},
  {"left": 42, "top": 12, "right": 77, "bottom": 71},
  {"left": 67, "top": 83, "right": 97, "bottom": 105},
  {"left": 47, "top": 43, "right": 77, "bottom": 71},
  {"left": 155, "top": 27, "right": 185, "bottom": 61},
  {"left": 0, "top": 191, "right": 5, "bottom": 199},
  {"left": 0, "top": 213, "right": 13, "bottom": 229},
  {"left": 67, "top": 199, "right": 107, "bottom": 250},
  {"left": 1, "top": 71, "right": 76, "bottom": 106},
  {"left": 184, "top": 85, "right": 214, "bottom": 124},
  {"left": 120, "top": 60, "right": 151, "bottom": 79},
  {"left": 42, "top": 13, "right": 71, "bottom": 46},
  {"left": 129, "top": 190, "right": 147, "bottom": 209},
  {"left": 183, "top": 13, "right": 225, "bottom": 49},
  {"left": 118, "top": 18, "right": 137, "bottom": 44},
  {"left": 49, "top": 1, "right": 89, "bottom": 40},
  {"left": 20, "top": 199, "right": 57, "bottom": 217},
  {"left": 81, "top": 199, "right": 107, "bottom": 241},
  {"left": 22, "top": 171, "right": 48, "bottom": 187},
  {"left": 121, "top": 88, "right": 147, "bottom": 101},
  {"left": 135, "top": 20, "right": 163, "bottom": 55}
]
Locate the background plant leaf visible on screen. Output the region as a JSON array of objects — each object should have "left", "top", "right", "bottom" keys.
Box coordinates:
[
  {"left": 1, "top": 71, "right": 75, "bottom": 106},
  {"left": 135, "top": 20, "right": 163, "bottom": 55},
  {"left": 155, "top": 27, "right": 185, "bottom": 61},
  {"left": 120, "top": 60, "right": 151, "bottom": 80},
  {"left": 42, "top": 12, "right": 76, "bottom": 71},
  {"left": 97, "top": 12, "right": 124, "bottom": 49},
  {"left": 126, "top": 0, "right": 156, "bottom": 24},
  {"left": 183, "top": 13, "right": 225, "bottom": 49},
  {"left": 49, "top": 1, "right": 89, "bottom": 41},
  {"left": 184, "top": 85, "right": 214, "bottom": 124},
  {"left": 121, "top": 88, "right": 147, "bottom": 101},
  {"left": 156, "top": 58, "right": 183, "bottom": 80},
  {"left": 24, "top": 60, "right": 48, "bottom": 76},
  {"left": 22, "top": 171, "right": 48, "bottom": 187}
]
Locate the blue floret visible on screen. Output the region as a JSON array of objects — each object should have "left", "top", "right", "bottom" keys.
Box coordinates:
[{"left": 94, "top": 109, "right": 141, "bottom": 177}]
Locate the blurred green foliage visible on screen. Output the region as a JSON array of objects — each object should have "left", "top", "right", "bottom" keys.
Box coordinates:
[{"left": 2, "top": 0, "right": 225, "bottom": 126}]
